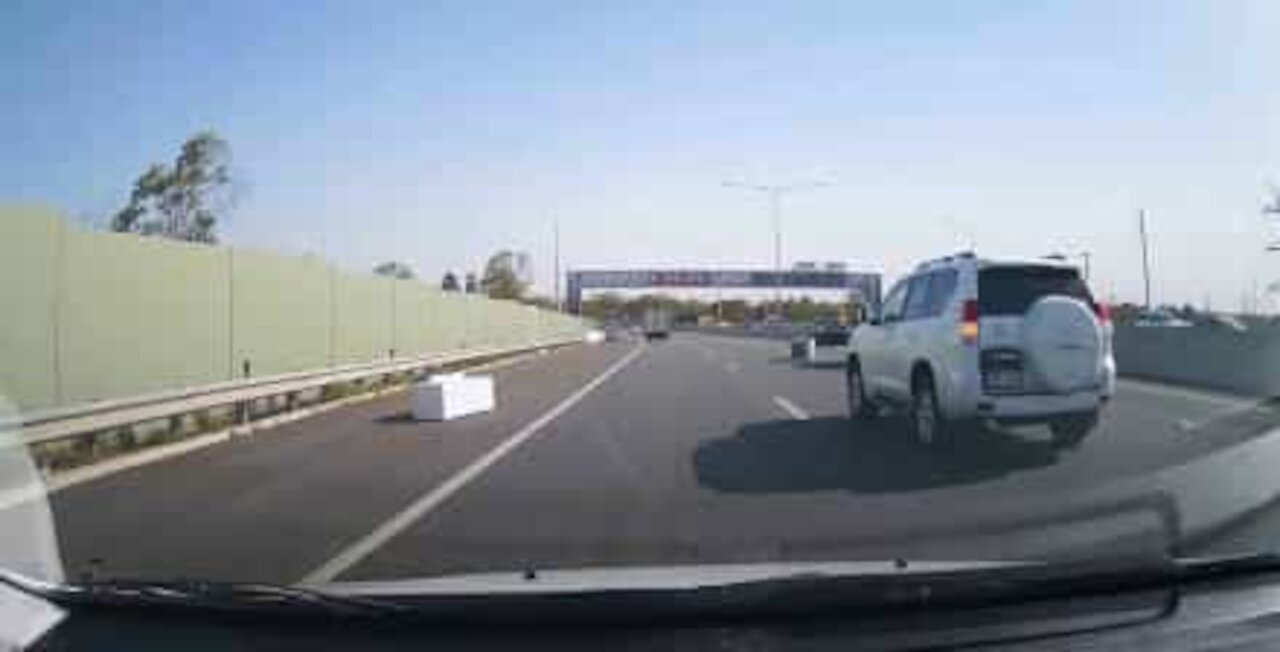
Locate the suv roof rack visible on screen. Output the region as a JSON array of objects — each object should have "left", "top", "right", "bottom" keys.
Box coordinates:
[{"left": 915, "top": 251, "right": 976, "bottom": 272}]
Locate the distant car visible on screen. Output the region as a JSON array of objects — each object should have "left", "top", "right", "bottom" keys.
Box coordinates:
[
  {"left": 811, "top": 321, "right": 851, "bottom": 347},
  {"left": 845, "top": 254, "right": 1114, "bottom": 448},
  {"left": 790, "top": 321, "right": 851, "bottom": 365},
  {"left": 1134, "top": 310, "right": 1194, "bottom": 328}
]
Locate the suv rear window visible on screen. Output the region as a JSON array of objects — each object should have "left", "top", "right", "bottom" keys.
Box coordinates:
[{"left": 978, "top": 266, "right": 1093, "bottom": 315}]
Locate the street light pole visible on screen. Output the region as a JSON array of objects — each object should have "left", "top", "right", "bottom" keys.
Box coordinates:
[
  {"left": 722, "top": 180, "right": 829, "bottom": 315},
  {"left": 552, "top": 217, "right": 561, "bottom": 312},
  {"left": 1139, "top": 209, "right": 1152, "bottom": 311},
  {"left": 1265, "top": 185, "right": 1280, "bottom": 251},
  {"left": 769, "top": 188, "right": 782, "bottom": 307}
]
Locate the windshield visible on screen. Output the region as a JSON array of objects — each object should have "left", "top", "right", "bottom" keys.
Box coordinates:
[{"left": 3, "top": 0, "right": 1280, "bottom": 612}]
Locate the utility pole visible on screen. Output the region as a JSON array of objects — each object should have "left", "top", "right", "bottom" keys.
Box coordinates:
[
  {"left": 552, "top": 218, "right": 561, "bottom": 312},
  {"left": 1079, "top": 251, "right": 1091, "bottom": 282},
  {"left": 1138, "top": 209, "right": 1152, "bottom": 311}
]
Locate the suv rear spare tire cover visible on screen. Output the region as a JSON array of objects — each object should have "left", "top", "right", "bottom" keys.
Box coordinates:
[{"left": 1021, "top": 295, "right": 1103, "bottom": 393}]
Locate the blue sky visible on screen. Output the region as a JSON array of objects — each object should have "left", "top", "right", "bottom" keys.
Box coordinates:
[{"left": 3, "top": 0, "right": 1277, "bottom": 308}]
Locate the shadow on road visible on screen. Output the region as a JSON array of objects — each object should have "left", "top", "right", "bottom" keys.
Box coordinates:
[
  {"left": 693, "top": 417, "right": 1060, "bottom": 494},
  {"left": 374, "top": 412, "right": 419, "bottom": 425},
  {"left": 805, "top": 360, "right": 846, "bottom": 370}
]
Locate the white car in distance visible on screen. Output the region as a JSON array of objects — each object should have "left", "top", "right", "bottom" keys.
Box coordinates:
[{"left": 846, "top": 254, "right": 1115, "bottom": 448}]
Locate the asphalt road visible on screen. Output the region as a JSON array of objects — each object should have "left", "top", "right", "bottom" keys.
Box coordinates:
[{"left": 49, "top": 333, "right": 1274, "bottom": 585}]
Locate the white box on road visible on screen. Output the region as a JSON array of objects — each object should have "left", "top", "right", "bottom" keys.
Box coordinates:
[{"left": 411, "top": 373, "right": 495, "bottom": 421}]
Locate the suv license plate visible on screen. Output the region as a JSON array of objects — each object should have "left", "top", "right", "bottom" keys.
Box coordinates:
[{"left": 985, "top": 369, "right": 1024, "bottom": 390}]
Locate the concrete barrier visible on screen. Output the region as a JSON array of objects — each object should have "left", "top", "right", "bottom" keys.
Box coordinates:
[
  {"left": 687, "top": 322, "right": 1280, "bottom": 398},
  {"left": 1112, "top": 324, "right": 1280, "bottom": 397}
]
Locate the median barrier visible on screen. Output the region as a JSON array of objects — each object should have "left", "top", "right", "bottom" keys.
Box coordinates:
[
  {"left": 685, "top": 322, "right": 1280, "bottom": 397},
  {"left": 1112, "top": 324, "right": 1280, "bottom": 397}
]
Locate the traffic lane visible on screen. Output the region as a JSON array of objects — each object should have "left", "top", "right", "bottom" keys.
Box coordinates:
[
  {"left": 686, "top": 333, "right": 1254, "bottom": 461},
  {"left": 341, "top": 335, "right": 788, "bottom": 580},
  {"left": 695, "top": 333, "right": 1269, "bottom": 506},
  {"left": 688, "top": 333, "right": 1277, "bottom": 553},
  {"left": 343, "top": 333, "right": 1274, "bottom": 580},
  {"left": 680, "top": 330, "right": 1249, "bottom": 427},
  {"left": 50, "top": 341, "right": 632, "bottom": 584}
]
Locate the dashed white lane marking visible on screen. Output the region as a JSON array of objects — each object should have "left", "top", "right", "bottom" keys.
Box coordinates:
[
  {"left": 772, "top": 395, "right": 810, "bottom": 420},
  {"left": 300, "top": 345, "right": 646, "bottom": 585}
]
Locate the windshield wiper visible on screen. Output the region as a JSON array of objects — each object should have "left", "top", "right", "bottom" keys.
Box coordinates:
[
  {"left": 6, "top": 575, "right": 408, "bottom": 619},
  {"left": 7, "top": 553, "right": 1280, "bottom": 624}
]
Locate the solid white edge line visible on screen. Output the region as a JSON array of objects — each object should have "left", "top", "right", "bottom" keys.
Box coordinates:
[
  {"left": 44, "top": 430, "right": 231, "bottom": 495},
  {"left": 299, "top": 344, "right": 646, "bottom": 586},
  {"left": 772, "top": 396, "right": 810, "bottom": 421}
]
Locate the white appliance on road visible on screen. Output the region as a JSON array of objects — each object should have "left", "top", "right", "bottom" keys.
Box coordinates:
[{"left": 411, "top": 373, "right": 496, "bottom": 421}]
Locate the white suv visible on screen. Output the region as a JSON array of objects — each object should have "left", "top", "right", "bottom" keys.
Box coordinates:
[{"left": 846, "top": 254, "right": 1115, "bottom": 448}]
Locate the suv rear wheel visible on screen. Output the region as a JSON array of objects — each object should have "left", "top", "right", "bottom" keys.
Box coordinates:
[
  {"left": 911, "top": 372, "right": 950, "bottom": 447},
  {"left": 846, "top": 360, "right": 876, "bottom": 421}
]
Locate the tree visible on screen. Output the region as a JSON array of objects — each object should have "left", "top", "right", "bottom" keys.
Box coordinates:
[
  {"left": 719, "top": 300, "right": 749, "bottom": 324},
  {"left": 481, "top": 250, "right": 528, "bottom": 300},
  {"left": 373, "top": 261, "right": 415, "bottom": 279},
  {"left": 784, "top": 297, "right": 820, "bottom": 323},
  {"left": 111, "top": 131, "right": 232, "bottom": 244},
  {"left": 581, "top": 292, "right": 626, "bottom": 321},
  {"left": 441, "top": 271, "right": 461, "bottom": 292}
]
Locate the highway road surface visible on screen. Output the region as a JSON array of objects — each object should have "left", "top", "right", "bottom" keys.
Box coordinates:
[{"left": 49, "top": 333, "right": 1278, "bottom": 585}]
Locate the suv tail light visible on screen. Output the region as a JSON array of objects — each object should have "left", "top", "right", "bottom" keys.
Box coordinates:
[
  {"left": 1094, "top": 301, "right": 1111, "bottom": 324},
  {"left": 960, "top": 299, "right": 979, "bottom": 344}
]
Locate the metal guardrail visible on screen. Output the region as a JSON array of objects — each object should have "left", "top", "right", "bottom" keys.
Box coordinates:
[{"left": 3, "top": 337, "right": 583, "bottom": 446}]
